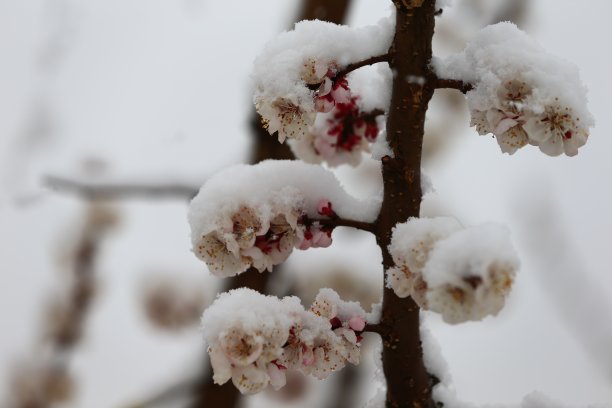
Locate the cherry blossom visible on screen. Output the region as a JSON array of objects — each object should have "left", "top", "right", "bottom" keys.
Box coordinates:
[
  {"left": 202, "top": 288, "right": 367, "bottom": 394},
  {"left": 435, "top": 22, "right": 594, "bottom": 157},
  {"left": 524, "top": 104, "right": 589, "bottom": 157},
  {"left": 193, "top": 202, "right": 303, "bottom": 277}
]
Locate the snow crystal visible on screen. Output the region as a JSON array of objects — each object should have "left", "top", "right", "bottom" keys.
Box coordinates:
[{"left": 434, "top": 22, "right": 593, "bottom": 156}]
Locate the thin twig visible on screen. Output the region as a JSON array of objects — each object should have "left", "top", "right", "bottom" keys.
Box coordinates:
[
  {"left": 432, "top": 77, "right": 473, "bottom": 93},
  {"left": 44, "top": 175, "right": 199, "bottom": 200},
  {"left": 312, "top": 217, "right": 376, "bottom": 234},
  {"left": 363, "top": 323, "right": 388, "bottom": 336}
]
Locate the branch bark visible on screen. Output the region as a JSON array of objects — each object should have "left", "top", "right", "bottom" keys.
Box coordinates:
[{"left": 375, "top": 1, "right": 438, "bottom": 407}]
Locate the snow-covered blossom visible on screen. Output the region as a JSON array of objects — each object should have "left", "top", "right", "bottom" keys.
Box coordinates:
[
  {"left": 387, "top": 217, "right": 462, "bottom": 306},
  {"left": 289, "top": 97, "right": 383, "bottom": 167},
  {"left": 188, "top": 161, "right": 381, "bottom": 277},
  {"left": 387, "top": 218, "right": 519, "bottom": 324},
  {"left": 423, "top": 224, "right": 519, "bottom": 324},
  {"left": 434, "top": 22, "right": 593, "bottom": 156},
  {"left": 253, "top": 18, "right": 393, "bottom": 143},
  {"left": 202, "top": 289, "right": 301, "bottom": 394},
  {"left": 202, "top": 288, "right": 367, "bottom": 394}
]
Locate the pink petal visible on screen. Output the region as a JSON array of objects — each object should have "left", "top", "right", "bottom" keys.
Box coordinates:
[{"left": 348, "top": 316, "right": 366, "bottom": 332}]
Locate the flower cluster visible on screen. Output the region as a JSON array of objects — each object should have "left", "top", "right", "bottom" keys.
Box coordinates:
[
  {"left": 252, "top": 18, "right": 393, "bottom": 144},
  {"left": 188, "top": 161, "right": 381, "bottom": 277},
  {"left": 202, "top": 288, "right": 366, "bottom": 394},
  {"left": 290, "top": 97, "right": 382, "bottom": 166},
  {"left": 470, "top": 80, "right": 589, "bottom": 156},
  {"left": 387, "top": 217, "right": 519, "bottom": 324},
  {"left": 255, "top": 58, "right": 353, "bottom": 143},
  {"left": 192, "top": 196, "right": 342, "bottom": 277},
  {"left": 435, "top": 22, "right": 593, "bottom": 156}
]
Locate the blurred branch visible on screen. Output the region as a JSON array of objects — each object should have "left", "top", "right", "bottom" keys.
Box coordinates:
[
  {"left": 44, "top": 174, "right": 199, "bottom": 200},
  {"left": 6, "top": 203, "right": 117, "bottom": 407},
  {"left": 125, "top": 377, "right": 198, "bottom": 408},
  {"left": 489, "top": 0, "right": 528, "bottom": 27}
]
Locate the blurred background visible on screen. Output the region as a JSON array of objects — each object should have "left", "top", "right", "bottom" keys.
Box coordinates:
[{"left": 1, "top": 0, "right": 611, "bottom": 407}]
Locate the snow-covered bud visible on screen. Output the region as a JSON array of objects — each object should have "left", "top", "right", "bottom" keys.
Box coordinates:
[
  {"left": 202, "top": 288, "right": 368, "bottom": 394},
  {"left": 435, "top": 22, "right": 593, "bottom": 156},
  {"left": 252, "top": 19, "right": 393, "bottom": 143},
  {"left": 202, "top": 289, "right": 302, "bottom": 394},
  {"left": 188, "top": 161, "right": 379, "bottom": 277},
  {"left": 387, "top": 218, "right": 519, "bottom": 324},
  {"left": 386, "top": 217, "right": 462, "bottom": 306},
  {"left": 423, "top": 224, "right": 519, "bottom": 324}
]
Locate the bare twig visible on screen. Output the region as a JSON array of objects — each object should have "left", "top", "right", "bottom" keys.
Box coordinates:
[
  {"left": 44, "top": 175, "right": 199, "bottom": 200},
  {"left": 313, "top": 217, "right": 376, "bottom": 234},
  {"left": 432, "top": 77, "right": 473, "bottom": 93}
]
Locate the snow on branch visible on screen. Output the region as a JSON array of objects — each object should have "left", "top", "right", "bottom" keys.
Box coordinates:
[
  {"left": 253, "top": 17, "right": 393, "bottom": 144},
  {"left": 434, "top": 22, "right": 594, "bottom": 156},
  {"left": 201, "top": 288, "right": 366, "bottom": 394},
  {"left": 188, "top": 160, "right": 380, "bottom": 277},
  {"left": 387, "top": 217, "right": 519, "bottom": 324}
]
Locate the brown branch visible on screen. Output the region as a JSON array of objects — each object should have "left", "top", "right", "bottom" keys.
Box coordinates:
[
  {"left": 375, "top": 1, "right": 438, "bottom": 407},
  {"left": 363, "top": 322, "right": 388, "bottom": 336},
  {"left": 313, "top": 217, "right": 376, "bottom": 234},
  {"left": 44, "top": 175, "right": 199, "bottom": 200}
]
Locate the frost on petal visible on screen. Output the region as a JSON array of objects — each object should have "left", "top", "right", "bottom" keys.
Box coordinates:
[
  {"left": 435, "top": 22, "right": 593, "bottom": 156},
  {"left": 422, "top": 223, "right": 519, "bottom": 324}
]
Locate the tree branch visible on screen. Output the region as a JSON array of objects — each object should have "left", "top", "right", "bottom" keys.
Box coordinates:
[
  {"left": 432, "top": 77, "right": 473, "bottom": 93},
  {"left": 44, "top": 175, "right": 199, "bottom": 200},
  {"left": 363, "top": 322, "right": 388, "bottom": 336},
  {"left": 376, "top": 1, "right": 438, "bottom": 406},
  {"left": 313, "top": 217, "right": 376, "bottom": 234}
]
